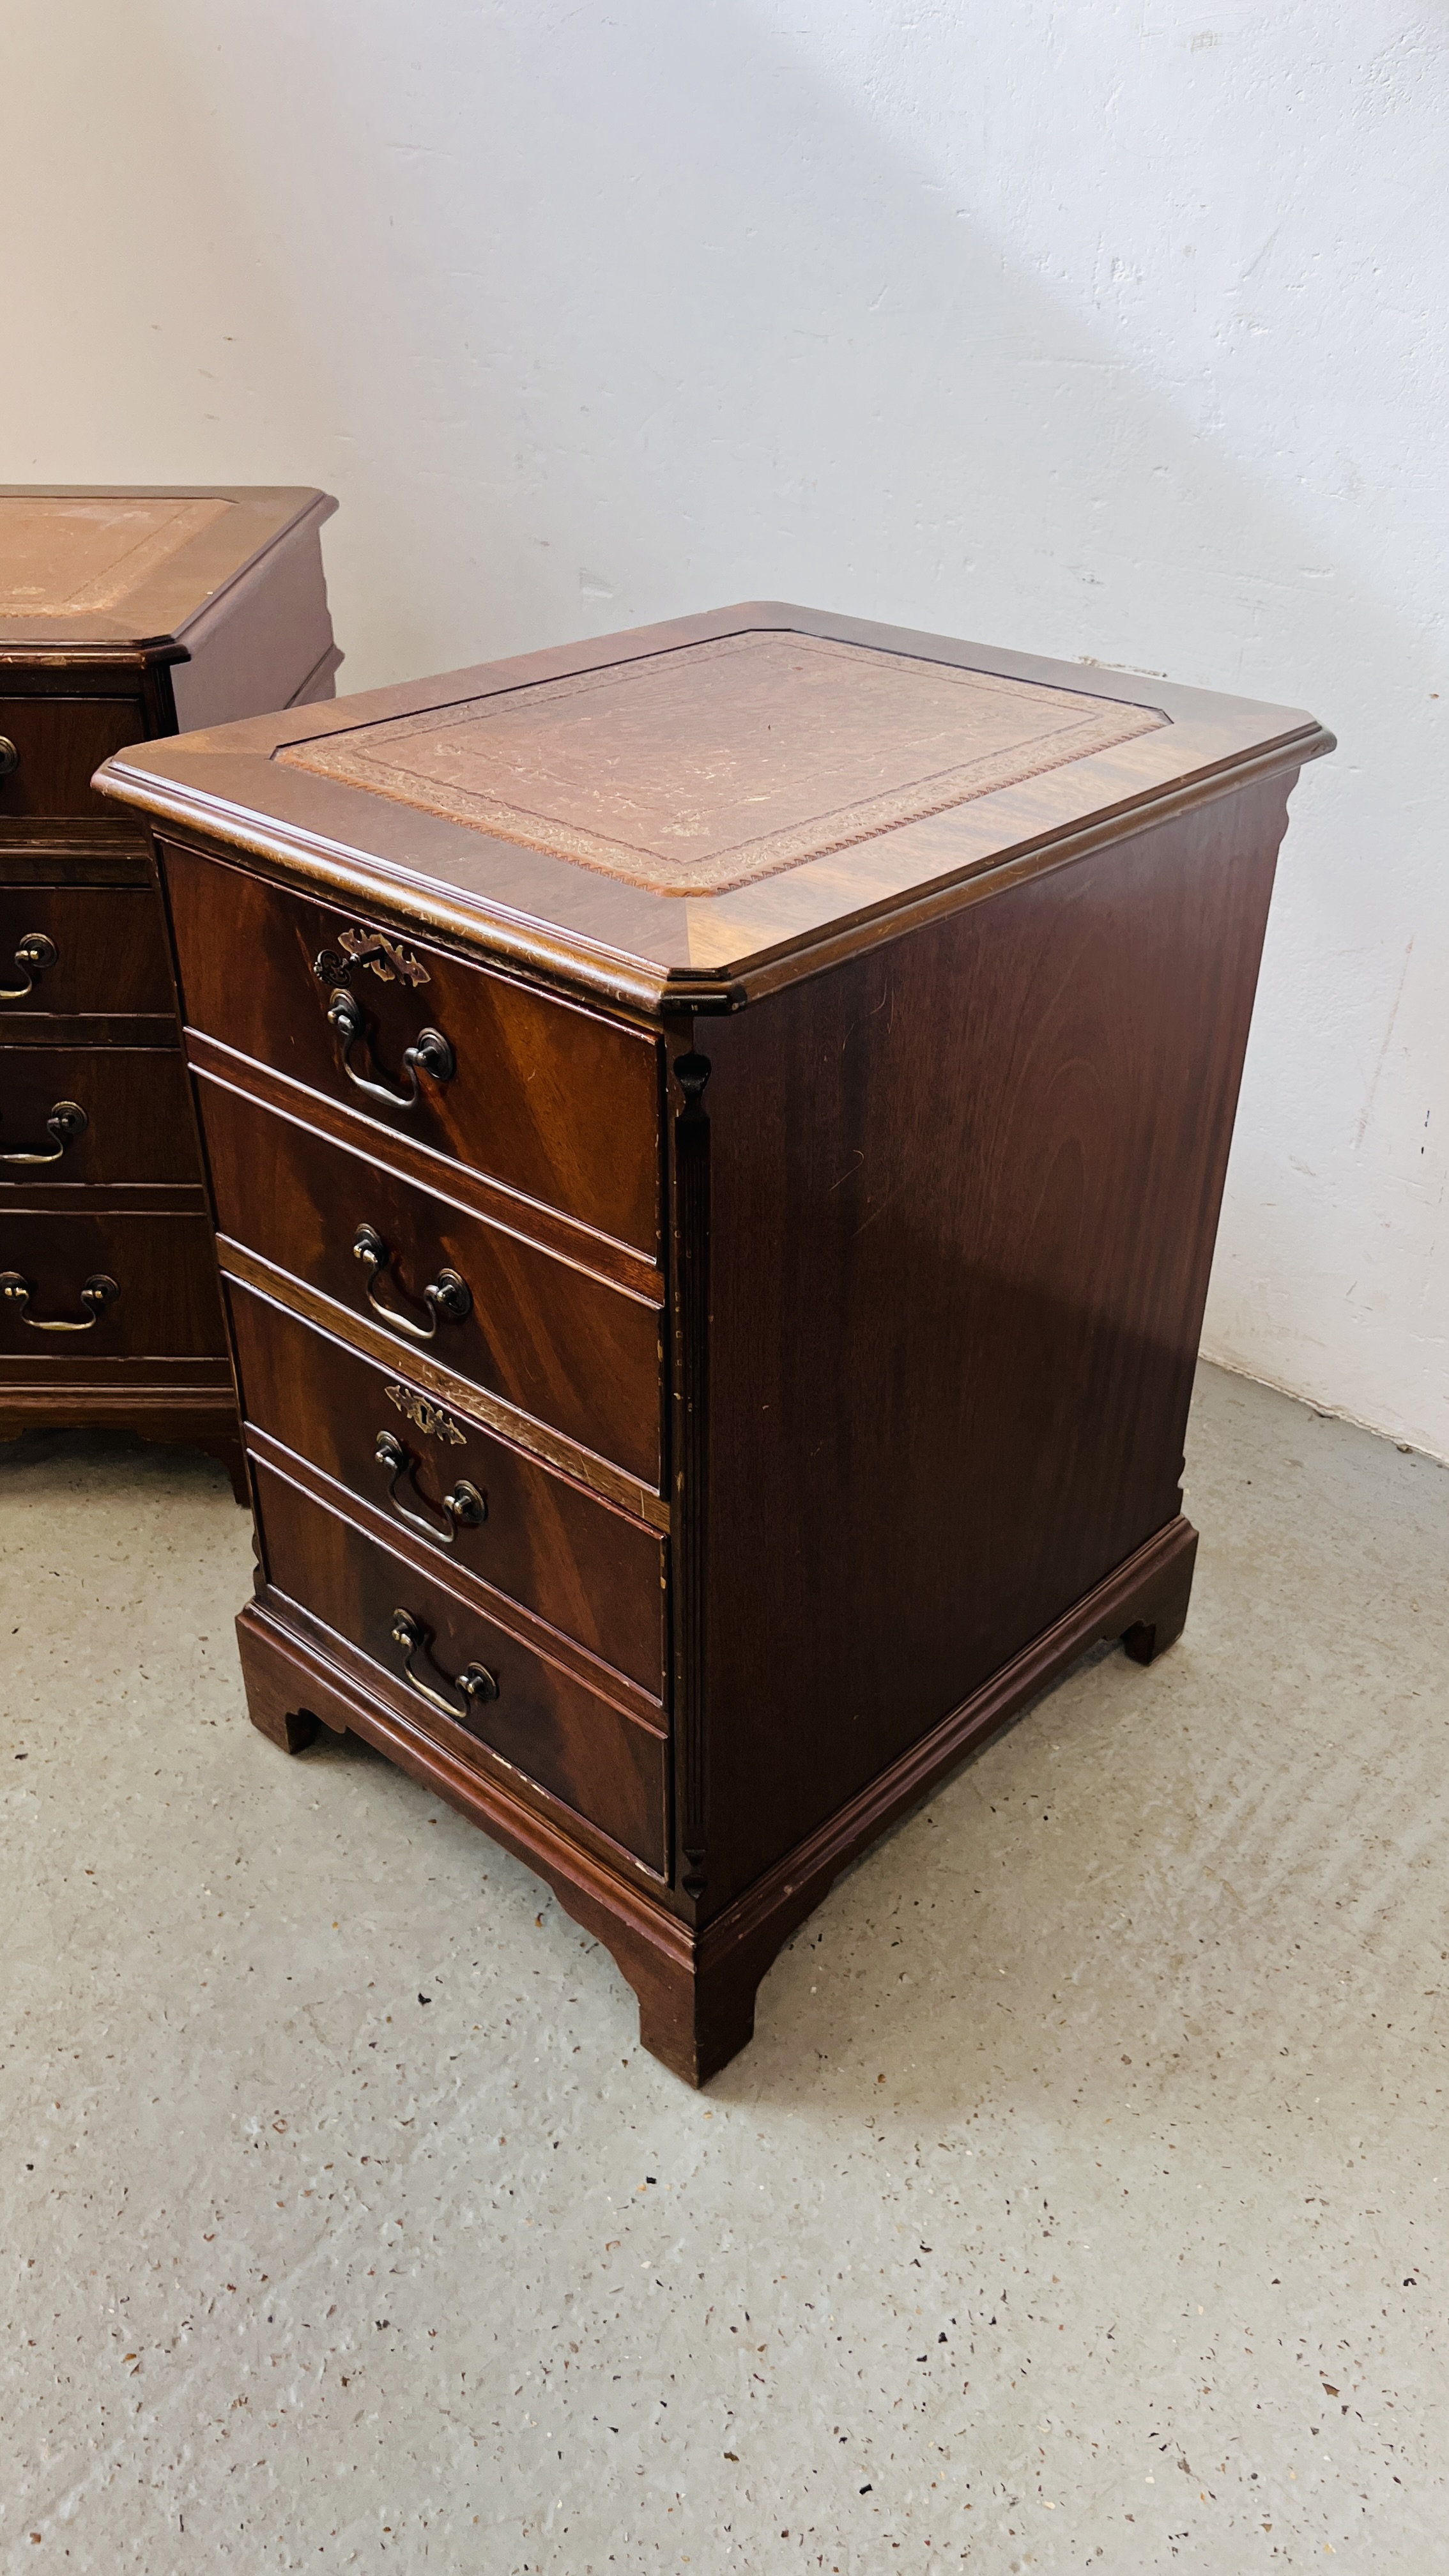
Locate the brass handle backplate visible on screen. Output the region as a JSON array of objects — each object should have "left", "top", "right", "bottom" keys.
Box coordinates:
[
  {"left": 0, "top": 932, "right": 57, "bottom": 1002},
  {"left": 0, "top": 737, "right": 19, "bottom": 779},
  {"left": 352, "top": 1224, "right": 471, "bottom": 1343},
  {"left": 373, "top": 1429, "right": 485, "bottom": 1548},
  {"left": 322, "top": 983, "right": 455, "bottom": 1111},
  {"left": 389, "top": 1607, "right": 497, "bottom": 1725},
  {"left": 0, "top": 1099, "right": 87, "bottom": 1166},
  {"left": 0, "top": 1269, "right": 118, "bottom": 1333}
]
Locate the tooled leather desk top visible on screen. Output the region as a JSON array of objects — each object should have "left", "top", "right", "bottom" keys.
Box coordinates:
[{"left": 277, "top": 628, "right": 1165, "bottom": 897}]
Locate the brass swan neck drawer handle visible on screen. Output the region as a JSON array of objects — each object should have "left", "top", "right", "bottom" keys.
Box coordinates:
[
  {"left": 353, "top": 1225, "right": 471, "bottom": 1342},
  {"left": 0, "top": 932, "right": 58, "bottom": 1002},
  {"left": 389, "top": 1607, "right": 497, "bottom": 1724},
  {"left": 0, "top": 1099, "right": 87, "bottom": 1165},
  {"left": 374, "top": 1430, "right": 486, "bottom": 1547},
  {"left": 0, "top": 1269, "right": 118, "bottom": 1332},
  {"left": 324, "top": 986, "right": 455, "bottom": 1110}
]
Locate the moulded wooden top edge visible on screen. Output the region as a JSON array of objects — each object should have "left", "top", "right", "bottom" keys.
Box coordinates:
[
  {"left": 93, "top": 718, "right": 1331, "bottom": 1022},
  {"left": 92, "top": 599, "right": 1333, "bottom": 1013},
  {"left": 100, "top": 597, "right": 1326, "bottom": 770},
  {"left": 0, "top": 487, "right": 336, "bottom": 650}
]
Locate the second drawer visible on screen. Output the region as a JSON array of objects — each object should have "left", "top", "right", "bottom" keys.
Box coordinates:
[
  {"left": 229, "top": 1282, "right": 667, "bottom": 1696},
  {"left": 199, "top": 1075, "right": 664, "bottom": 1487},
  {"left": 0, "top": 1048, "right": 198, "bottom": 1184},
  {"left": 0, "top": 885, "right": 178, "bottom": 1018}
]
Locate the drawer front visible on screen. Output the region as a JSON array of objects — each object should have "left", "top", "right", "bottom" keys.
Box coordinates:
[
  {"left": 201, "top": 1078, "right": 663, "bottom": 1486},
  {"left": 0, "top": 697, "right": 146, "bottom": 818},
  {"left": 0, "top": 1048, "right": 199, "bottom": 1185},
  {"left": 0, "top": 887, "right": 177, "bottom": 1017},
  {"left": 255, "top": 1459, "right": 668, "bottom": 1873},
  {"left": 229, "top": 1285, "right": 666, "bottom": 1694},
  {"left": 0, "top": 1211, "right": 226, "bottom": 1357},
  {"left": 162, "top": 845, "right": 661, "bottom": 1254}
]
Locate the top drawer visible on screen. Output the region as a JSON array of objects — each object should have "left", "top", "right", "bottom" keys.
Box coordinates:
[
  {"left": 0, "top": 697, "right": 146, "bottom": 818},
  {"left": 161, "top": 845, "right": 661, "bottom": 1257}
]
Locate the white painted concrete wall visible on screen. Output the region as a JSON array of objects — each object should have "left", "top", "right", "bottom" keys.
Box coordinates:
[{"left": 5, "top": 1, "right": 1445, "bottom": 1453}]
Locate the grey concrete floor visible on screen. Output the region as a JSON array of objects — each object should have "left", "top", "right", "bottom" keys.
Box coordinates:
[{"left": 1, "top": 1363, "right": 1446, "bottom": 2575}]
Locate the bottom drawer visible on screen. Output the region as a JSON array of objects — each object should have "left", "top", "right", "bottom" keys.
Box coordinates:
[
  {"left": 0, "top": 1211, "right": 227, "bottom": 1356},
  {"left": 254, "top": 1459, "right": 669, "bottom": 1875},
  {"left": 227, "top": 1282, "right": 667, "bottom": 1696}
]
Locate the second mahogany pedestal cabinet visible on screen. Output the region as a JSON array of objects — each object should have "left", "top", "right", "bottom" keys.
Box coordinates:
[
  {"left": 97, "top": 605, "right": 1331, "bottom": 2083},
  {"left": 0, "top": 486, "right": 339, "bottom": 1491}
]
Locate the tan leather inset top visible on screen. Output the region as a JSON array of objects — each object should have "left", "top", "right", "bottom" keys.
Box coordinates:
[
  {"left": 0, "top": 496, "right": 234, "bottom": 617},
  {"left": 277, "top": 631, "right": 1166, "bottom": 896}
]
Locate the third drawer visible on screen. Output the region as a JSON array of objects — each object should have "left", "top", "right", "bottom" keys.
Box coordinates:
[
  {"left": 0, "top": 1048, "right": 198, "bottom": 1184},
  {"left": 199, "top": 1073, "right": 664, "bottom": 1487},
  {"left": 229, "top": 1282, "right": 668, "bottom": 1698}
]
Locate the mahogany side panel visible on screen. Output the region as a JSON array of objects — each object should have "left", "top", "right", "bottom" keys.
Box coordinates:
[
  {"left": 196, "top": 1073, "right": 664, "bottom": 1487},
  {"left": 693, "top": 778, "right": 1292, "bottom": 1912}
]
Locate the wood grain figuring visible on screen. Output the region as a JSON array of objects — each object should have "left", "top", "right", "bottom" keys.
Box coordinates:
[
  {"left": 277, "top": 630, "right": 1165, "bottom": 895},
  {"left": 693, "top": 781, "right": 1289, "bottom": 1910},
  {"left": 227, "top": 1281, "right": 667, "bottom": 1694},
  {"left": 252, "top": 1457, "right": 669, "bottom": 1873},
  {"left": 197, "top": 1074, "right": 664, "bottom": 1487},
  {"left": 162, "top": 841, "right": 661, "bottom": 1257},
  {"left": 0, "top": 1049, "right": 195, "bottom": 1184}
]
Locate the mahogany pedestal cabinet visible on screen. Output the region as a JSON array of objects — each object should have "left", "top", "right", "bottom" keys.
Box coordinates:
[
  {"left": 0, "top": 487, "right": 340, "bottom": 1494},
  {"left": 96, "top": 604, "right": 1331, "bottom": 2083}
]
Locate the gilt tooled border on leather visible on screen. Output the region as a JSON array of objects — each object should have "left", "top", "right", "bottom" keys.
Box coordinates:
[{"left": 276, "top": 632, "right": 1167, "bottom": 899}]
